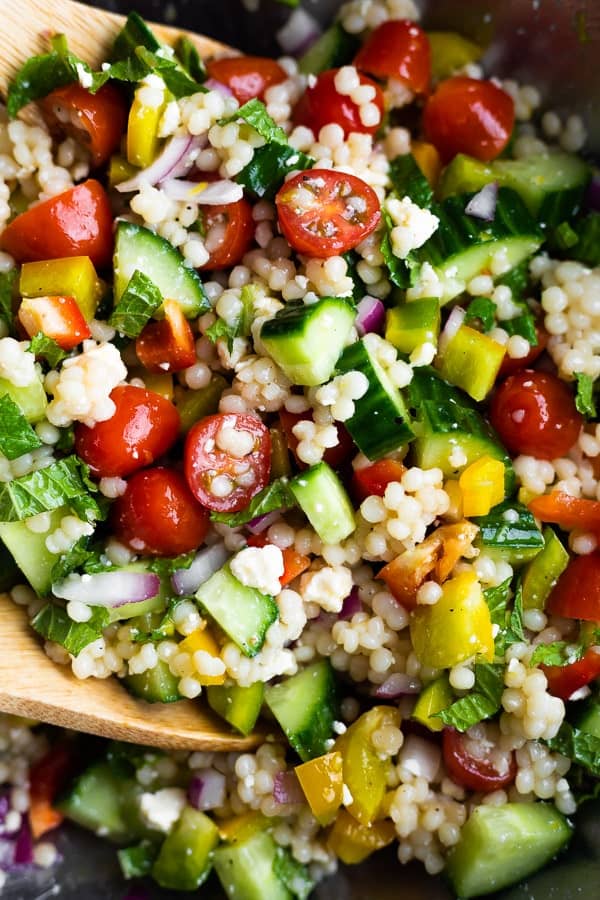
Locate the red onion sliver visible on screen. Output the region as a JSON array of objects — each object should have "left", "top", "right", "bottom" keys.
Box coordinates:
[
  {"left": 0, "top": 795, "right": 9, "bottom": 826},
  {"left": 398, "top": 734, "right": 441, "bottom": 782},
  {"left": 13, "top": 820, "right": 33, "bottom": 866},
  {"left": 116, "top": 133, "right": 206, "bottom": 193},
  {"left": 52, "top": 571, "right": 160, "bottom": 608},
  {"left": 338, "top": 586, "right": 362, "bottom": 620},
  {"left": 171, "top": 542, "right": 229, "bottom": 596},
  {"left": 355, "top": 296, "right": 386, "bottom": 337},
  {"left": 373, "top": 673, "right": 421, "bottom": 699},
  {"left": 276, "top": 8, "right": 322, "bottom": 56},
  {"left": 188, "top": 769, "right": 226, "bottom": 811},
  {"left": 464, "top": 181, "right": 498, "bottom": 221},
  {"left": 160, "top": 178, "right": 243, "bottom": 205},
  {"left": 204, "top": 78, "right": 234, "bottom": 97},
  {"left": 246, "top": 511, "right": 281, "bottom": 535},
  {"left": 273, "top": 770, "right": 305, "bottom": 806},
  {"left": 438, "top": 306, "right": 465, "bottom": 356}
]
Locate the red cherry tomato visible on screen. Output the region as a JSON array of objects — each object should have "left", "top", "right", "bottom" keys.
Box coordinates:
[
  {"left": 18, "top": 295, "right": 91, "bottom": 350},
  {"left": 543, "top": 648, "right": 600, "bottom": 700},
  {"left": 112, "top": 467, "right": 210, "bottom": 556},
  {"left": 423, "top": 77, "right": 514, "bottom": 162},
  {"left": 279, "top": 408, "right": 355, "bottom": 470},
  {"left": 185, "top": 413, "right": 271, "bottom": 513},
  {"left": 489, "top": 370, "right": 582, "bottom": 460},
  {"left": 352, "top": 459, "right": 407, "bottom": 503},
  {"left": 498, "top": 323, "right": 548, "bottom": 377},
  {"left": 40, "top": 82, "right": 127, "bottom": 167},
  {"left": 276, "top": 169, "right": 381, "bottom": 258},
  {"left": 354, "top": 20, "right": 431, "bottom": 94},
  {"left": 28, "top": 742, "right": 76, "bottom": 839},
  {"left": 198, "top": 197, "right": 254, "bottom": 270},
  {"left": 292, "top": 69, "right": 385, "bottom": 138},
  {"left": 75, "top": 385, "right": 180, "bottom": 478},
  {"left": 442, "top": 727, "right": 517, "bottom": 793},
  {"left": 136, "top": 299, "right": 196, "bottom": 374},
  {"left": 0, "top": 180, "right": 113, "bottom": 269},
  {"left": 206, "top": 56, "right": 287, "bottom": 104},
  {"left": 546, "top": 552, "right": 600, "bottom": 621}
]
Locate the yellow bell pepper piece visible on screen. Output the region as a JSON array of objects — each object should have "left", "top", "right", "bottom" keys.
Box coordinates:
[
  {"left": 178, "top": 626, "right": 225, "bottom": 685},
  {"left": 108, "top": 154, "right": 138, "bottom": 188},
  {"left": 294, "top": 751, "right": 343, "bottom": 826},
  {"left": 20, "top": 257, "right": 102, "bottom": 322},
  {"left": 327, "top": 809, "right": 396, "bottom": 865},
  {"left": 217, "top": 811, "right": 271, "bottom": 843},
  {"left": 459, "top": 455, "right": 505, "bottom": 517},
  {"left": 427, "top": 31, "right": 483, "bottom": 81},
  {"left": 410, "top": 570, "right": 494, "bottom": 669},
  {"left": 443, "top": 478, "right": 464, "bottom": 521},
  {"left": 127, "top": 84, "right": 168, "bottom": 168},
  {"left": 411, "top": 140, "right": 442, "bottom": 187},
  {"left": 437, "top": 324, "right": 506, "bottom": 402},
  {"left": 412, "top": 675, "right": 454, "bottom": 732},
  {"left": 336, "top": 706, "right": 400, "bottom": 826}
]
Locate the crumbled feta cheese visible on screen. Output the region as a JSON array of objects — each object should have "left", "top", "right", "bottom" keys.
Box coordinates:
[
  {"left": 230, "top": 545, "right": 284, "bottom": 596},
  {"left": 139, "top": 787, "right": 186, "bottom": 833},
  {"left": 0, "top": 337, "right": 37, "bottom": 387},
  {"left": 45, "top": 340, "right": 127, "bottom": 428},
  {"left": 300, "top": 565, "right": 353, "bottom": 613},
  {"left": 386, "top": 196, "right": 439, "bottom": 259},
  {"left": 75, "top": 62, "right": 93, "bottom": 89}
]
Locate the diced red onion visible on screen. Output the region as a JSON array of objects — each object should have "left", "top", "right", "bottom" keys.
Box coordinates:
[
  {"left": 0, "top": 795, "right": 8, "bottom": 826},
  {"left": 246, "top": 511, "right": 281, "bottom": 535},
  {"left": 338, "top": 586, "right": 362, "bottom": 620},
  {"left": 465, "top": 181, "right": 498, "bottom": 221},
  {"left": 585, "top": 174, "right": 600, "bottom": 212},
  {"left": 398, "top": 734, "right": 441, "bottom": 783},
  {"left": 52, "top": 571, "right": 160, "bottom": 608},
  {"left": 204, "top": 78, "right": 234, "bottom": 97},
  {"left": 160, "top": 178, "right": 243, "bottom": 205},
  {"left": 355, "top": 296, "right": 386, "bottom": 337},
  {"left": 187, "top": 769, "right": 226, "bottom": 811},
  {"left": 373, "top": 673, "right": 421, "bottom": 699},
  {"left": 116, "top": 133, "right": 206, "bottom": 193},
  {"left": 273, "top": 770, "right": 305, "bottom": 806},
  {"left": 13, "top": 820, "right": 33, "bottom": 867},
  {"left": 276, "top": 8, "right": 322, "bottom": 56},
  {"left": 438, "top": 306, "right": 465, "bottom": 355},
  {"left": 171, "top": 542, "right": 229, "bottom": 596}
]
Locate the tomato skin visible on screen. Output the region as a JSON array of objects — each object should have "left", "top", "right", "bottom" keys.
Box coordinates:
[
  {"left": 352, "top": 459, "right": 406, "bottom": 503},
  {"left": 423, "top": 76, "right": 514, "bottom": 162},
  {"left": 18, "top": 295, "right": 91, "bottom": 350},
  {"left": 276, "top": 169, "right": 381, "bottom": 258},
  {"left": 136, "top": 299, "right": 196, "bottom": 373},
  {"left": 546, "top": 552, "right": 600, "bottom": 621},
  {"left": 529, "top": 492, "right": 600, "bottom": 535},
  {"left": 292, "top": 69, "right": 385, "bottom": 137},
  {"left": 185, "top": 413, "right": 271, "bottom": 513},
  {"left": 198, "top": 198, "right": 254, "bottom": 271},
  {"left": 206, "top": 56, "right": 286, "bottom": 104},
  {"left": 498, "top": 323, "right": 548, "bottom": 377},
  {"left": 75, "top": 385, "right": 180, "bottom": 478},
  {"left": 0, "top": 180, "right": 113, "bottom": 269},
  {"left": 40, "top": 82, "right": 127, "bottom": 167},
  {"left": 354, "top": 20, "right": 431, "bottom": 94},
  {"left": 489, "top": 370, "right": 582, "bottom": 460},
  {"left": 543, "top": 648, "right": 600, "bottom": 700},
  {"left": 279, "top": 409, "right": 355, "bottom": 470},
  {"left": 442, "top": 728, "right": 517, "bottom": 793},
  {"left": 29, "top": 742, "right": 76, "bottom": 839},
  {"left": 112, "top": 467, "right": 209, "bottom": 556}
]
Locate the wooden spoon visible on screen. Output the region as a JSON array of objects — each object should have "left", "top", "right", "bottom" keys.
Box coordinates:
[{"left": 0, "top": 1, "right": 265, "bottom": 751}]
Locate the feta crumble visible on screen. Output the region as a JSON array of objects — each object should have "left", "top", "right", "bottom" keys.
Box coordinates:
[
  {"left": 230, "top": 545, "right": 284, "bottom": 597},
  {"left": 386, "top": 196, "right": 439, "bottom": 259}
]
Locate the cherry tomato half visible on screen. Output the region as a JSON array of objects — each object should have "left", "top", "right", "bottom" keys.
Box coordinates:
[
  {"left": 352, "top": 459, "right": 407, "bottom": 503},
  {"left": 547, "top": 552, "right": 600, "bottom": 621},
  {"left": 276, "top": 169, "right": 381, "bottom": 258},
  {"left": 136, "top": 299, "right": 196, "bottom": 373},
  {"left": 206, "top": 56, "right": 286, "bottom": 104},
  {"left": 354, "top": 20, "right": 431, "bottom": 94},
  {"left": 292, "top": 69, "right": 385, "bottom": 138},
  {"left": 112, "top": 467, "right": 210, "bottom": 556},
  {"left": 185, "top": 413, "right": 271, "bottom": 513},
  {"left": 489, "top": 370, "right": 582, "bottom": 460},
  {"left": 423, "top": 76, "right": 514, "bottom": 162},
  {"left": 198, "top": 197, "right": 255, "bottom": 270},
  {"left": 40, "top": 82, "right": 127, "bottom": 168},
  {"left": 543, "top": 648, "right": 600, "bottom": 700},
  {"left": 75, "top": 385, "right": 180, "bottom": 478},
  {"left": 0, "top": 180, "right": 113, "bottom": 269},
  {"left": 443, "top": 727, "right": 517, "bottom": 793},
  {"left": 498, "top": 323, "right": 548, "bottom": 377},
  {"left": 28, "top": 742, "right": 76, "bottom": 839}
]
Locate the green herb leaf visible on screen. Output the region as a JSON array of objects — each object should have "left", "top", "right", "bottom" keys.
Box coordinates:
[
  {"left": 465, "top": 296, "right": 497, "bottom": 332},
  {"left": 7, "top": 36, "right": 84, "bottom": 117},
  {"left": 210, "top": 478, "right": 296, "bottom": 527},
  {"left": 31, "top": 602, "right": 109, "bottom": 656},
  {"left": 0, "top": 456, "right": 102, "bottom": 523},
  {"left": 131, "top": 598, "right": 181, "bottom": 644},
  {"left": 118, "top": 841, "right": 159, "bottom": 880},
  {"left": 222, "top": 98, "right": 288, "bottom": 144},
  {"left": 28, "top": 332, "right": 69, "bottom": 368},
  {"left": 109, "top": 270, "right": 163, "bottom": 338},
  {"left": 134, "top": 46, "right": 206, "bottom": 99},
  {"left": 0, "top": 394, "right": 43, "bottom": 460},
  {"left": 389, "top": 154, "right": 433, "bottom": 209},
  {"left": 496, "top": 259, "right": 531, "bottom": 302},
  {"left": 530, "top": 641, "right": 586, "bottom": 667},
  {"left": 502, "top": 312, "right": 538, "bottom": 346},
  {"left": 483, "top": 577, "right": 512, "bottom": 628},
  {"left": 435, "top": 663, "right": 504, "bottom": 731},
  {"left": 551, "top": 220, "right": 580, "bottom": 251},
  {"left": 236, "top": 143, "right": 314, "bottom": 200},
  {"left": 147, "top": 551, "right": 195, "bottom": 580},
  {"left": 380, "top": 209, "right": 416, "bottom": 289},
  {"left": 0, "top": 269, "right": 18, "bottom": 330},
  {"left": 111, "top": 11, "right": 162, "bottom": 61},
  {"left": 205, "top": 283, "right": 255, "bottom": 350},
  {"left": 175, "top": 36, "right": 207, "bottom": 82},
  {"left": 507, "top": 581, "right": 525, "bottom": 643},
  {"left": 575, "top": 372, "right": 597, "bottom": 418},
  {"left": 273, "top": 847, "right": 315, "bottom": 900},
  {"left": 49, "top": 537, "right": 111, "bottom": 582},
  {"left": 546, "top": 723, "right": 600, "bottom": 777},
  {"left": 563, "top": 212, "right": 600, "bottom": 267},
  {"left": 55, "top": 425, "right": 75, "bottom": 452}
]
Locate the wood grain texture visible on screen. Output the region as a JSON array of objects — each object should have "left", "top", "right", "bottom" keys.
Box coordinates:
[{"left": 0, "top": 594, "right": 265, "bottom": 749}]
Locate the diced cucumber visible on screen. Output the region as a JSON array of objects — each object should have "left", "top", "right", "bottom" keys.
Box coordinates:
[
  {"left": 260, "top": 298, "right": 355, "bottom": 386},
  {"left": 473, "top": 500, "right": 544, "bottom": 565},
  {"left": 521, "top": 527, "right": 569, "bottom": 610},
  {"left": 576, "top": 699, "right": 600, "bottom": 739},
  {"left": 385, "top": 297, "right": 441, "bottom": 354},
  {"left": 107, "top": 593, "right": 165, "bottom": 625},
  {"left": 298, "top": 23, "right": 360, "bottom": 74},
  {"left": 440, "top": 152, "right": 592, "bottom": 226},
  {"left": 195, "top": 564, "right": 278, "bottom": 658},
  {"left": 264, "top": 660, "right": 338, "bottom": 762},
  {"left": 117, "top": 839, "right": 158, "bottom": 879},
  {"left": 214, "top": 829, "right": 292, "bottom": 900},
  {"left": 206, "top": 682, "right": 264, "bottom": 736},
  {"left": 125, "top": 658, "right": 181, "bottom": 704},
  {"left": 335, "top": 337, "right": 414, "bottom": 459},
  {"left": 0, "top": 376, "right": 47, "bottom": 423},
  {"left": 436, "top": 323, "right": 506, "bottom": 402},
  {"left": 152, "top": 807, "right": 219, "bottom": 891},
  {"left": 408, "top": 368, "right": 514, "bottom": 490},
  {"left": 113, "top": 221, "right": 209, "bottom": 319},
  {"left": 289, "top": 462, "right": 355, "bottom": 545},
  {"left": 0, "top": 508, "right": 65, "bottom": 595},
  {"left": 445, "top": 802, "right": 572, "bottom": 898},
  {"left": 57, "top": 761, "right": 139, "bottom": 843}
]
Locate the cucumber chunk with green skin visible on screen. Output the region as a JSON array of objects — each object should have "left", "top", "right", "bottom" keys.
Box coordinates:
[
  {"left": 521, "top": 527, "right": 569, "bottom": 610},
  {"left": 472, "top": 500, "right": 544, "bottom": 566},
  {"left": 214, "top": 830, "right": 293, "bottom": 900},
  {"left": 57, "top": 761, "right": 139, "bottom": 843},
  {"left": 0, "top": 508, "right": 66, "bottom": 595},
  {"left": 206, "top": 682, "right": 264, "bottom": 736},
  {"left": 575, "top": 699, "right": 600, "bottom": 739},
  {"left": 195, "top": 564, "right": 278, "bottom": 658},
  {"left": 446, "top": 802, "right": 572, "bottom": 898},
  {"left": 264, "top": 660, "right": 338, "bottom": 762},
  {"left": 113, "top": 221, "right": 209, "bottom": 319},
  {"left": 385, "top": 297, "right": 441, "bottom": 354},
  {"left": 0, "top": 376, "right": 47, "bottom": 423},
  {"left": 260, "top": 298, "right": 355, "bottom": 386},
  {"left": 152, "top": 807, "right": 219, "bottom": 891},
  {"left": 298, "top": 23, "right": 360, "bottom": 74},
  {"left": 289, "top": 462, "right": 355, "bottom": 545},
  {"left": 125, "top": 658, "right": 181, "bottom": 704}
]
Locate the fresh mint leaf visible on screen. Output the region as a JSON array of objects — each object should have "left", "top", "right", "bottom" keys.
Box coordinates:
[
  {"left": 380, "top": 209, "right": 416, "bottom": 289},
  {"left": 483, "top": 577, "right": 512, "bottom": 628},
  {"left": 210, "top": 478, "right": 295, "bottom": 527},
  {"left": 175, "top": 36, "right": 207, "bottom": 82},
  {"left": 530, "top": 641, "right": 586, "bottom": 667},
  {"left": 552, "top": 220, "right": 579, "bottom": 252},
  {"left": 31, "top": 602, "right": 109, "bottom": 656},
  {"left": 222, "top": 98, "right": 287, "bottom": 144},
  {"left": 0, "top": 456, "right": 102, "bottom": 523},
  {"left": 389, "top": 154, "right": 433, "bottom": 209},
  {"left": 435, "top": 664, "right": 504, "bottom": 731},
  {"left": 465, "top": 297, "right": 497, "bottom": 332},
  {"left": 0, "top": 394, "right": 43, "bottom": 460},
  {"left": 131, "top": 598, "right": 180, "bottom": 644},
  {"left": 236, "top": 142, "right": 313, "bottom": 200},
  {"left": 206, "top": 283, "right": 255, "bottom": 351},
  {"left": 49, "top": 537, "right": 110, "bottom": 582},
  {"left": 273, "top": 847, "right": 314, "bottom": 900},
  {"left": 0, "top": 269, "right": 18, "bottom": 330},
  {"left": 28, "top": 332, "right": 69, "bottom": 368},
  {"left": 546, "top": 723, "right": 600, "bottom": 777},
  {"left": 7, "top": 36, "right": 84, "bottom": 117},
  {"left": 56, "top": 425, "right": 75, "bottom": 452},
  {"left": 506, "top": 581, "right": 525, "bottom": 644},
  {"left": 111, "top": 11, "right": 161, "bottom": 61},
  {"left": 496, "top": 260, "right": 531, "bottom": 302},
  {"left": 109, "top": 270, "right": 163, "bottom": 338},
  {"left": 134, "top": 46, "right": 206, "bottom": 99},
  {"left": 575, "top": 372, "right": 597, "bottom": 418},
  {"left": 147, "top": 552, "right": 195, "bottom": 580},
  {"left": 502, "top": 312, "right": 538, "bottom": 346}
]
